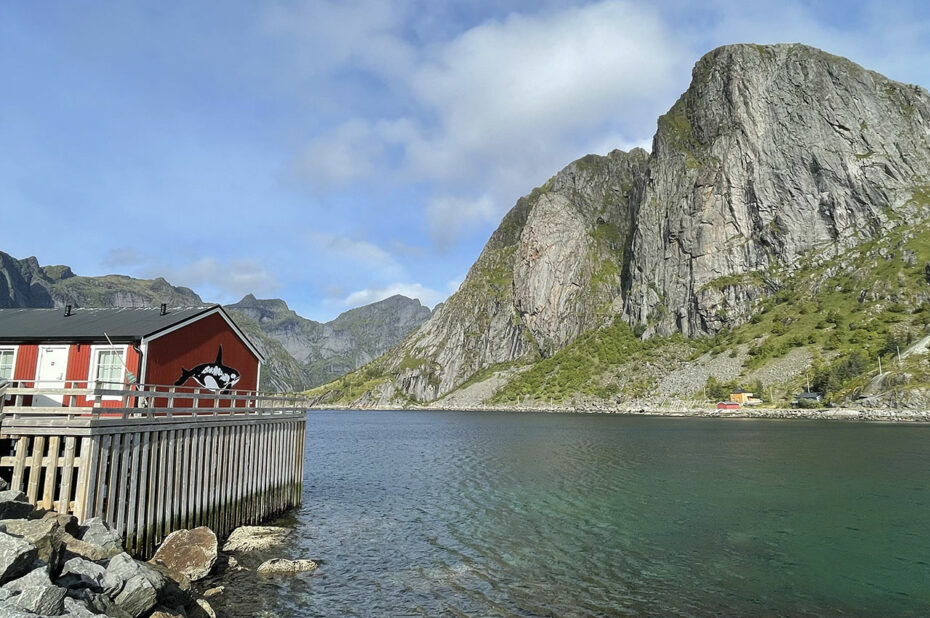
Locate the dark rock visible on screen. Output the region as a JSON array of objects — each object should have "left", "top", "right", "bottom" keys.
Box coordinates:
[
  {"left": 0, "top": 533, "right": 37, "bottom": 585},
  {"left": 150, "top": 528, "right": 216, "bottom": 582},
  {"left": 0, "top": 493, "right": 34, "bottom": 521},
  {"left": 57, "top": 557, "right": 123, "bottom": 597},
  {"left": 114, "top": 574, "right": 157, "bottom": 618},
  {"left": 84, "top": 590, "right": 134, "bottom": 618},
  {"left": 145, "top": 562, "right": 192, "bottom": 609},
  {"left": 10, "top": 583, "right": 66, "bottom": 615},
  {"left": 78, "top": 518, "right": 124, "bottom": 556}
]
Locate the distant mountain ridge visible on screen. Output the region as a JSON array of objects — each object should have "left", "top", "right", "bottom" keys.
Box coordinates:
[
  {"left": 0, "top": 250, "right": 202, "bottom": 309},
  {"left": 0, "top": 250, "right": 432, "bottom": 391},
  {"left": 226, "top": 293, "right": 432, "bottom": 389}
]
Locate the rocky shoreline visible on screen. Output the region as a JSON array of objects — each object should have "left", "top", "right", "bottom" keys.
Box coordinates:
[
  {"left": 0, "top": 487, "right": 316, "bottom": 617},
  {"left": 310, "top": 403, "right": 930, "bottom": 422}
]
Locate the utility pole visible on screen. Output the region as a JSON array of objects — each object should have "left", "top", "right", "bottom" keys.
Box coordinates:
[
  {"left": 897, "top": 345, "right": 902, "bottom": 366},
  {"left": 806, "top": 373, "right": 811, "bottom": 393},
  {"left": 879, "top": 356, "right": 883, "bottom": 375}
]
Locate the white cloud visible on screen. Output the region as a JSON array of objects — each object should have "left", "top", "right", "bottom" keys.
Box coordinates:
[
  {"left": 584, "top": 133, "right": 653, "bottom": 157},
  {"left": 293, "top": 120, "right": 384, "bottom": 189},
  {"left": 446, "top": 274, "right": 465, "bottom": 294},
  {"left": 102, "top": 247, "right": 145, "bottom": 268},
  {"left": 340, "top": 282, "right": 446, "bottom": 308},
  {"left": 262, "top": 0, "right": 414, "bottom": 79},
  {"left": 275, "top": 1, "right": 687, "bottom": 247},
  {"left": 404, "top": 2, "right": 682, "bottom": 181},
  {"left": 426, "top": 194, "right": 497, "bottom": 250},
  {"left": 149, "top": 257, "right": 279, "bottom": 301},
  {"left": 307, "top": 231, "right": 404, "bottom": 279}
]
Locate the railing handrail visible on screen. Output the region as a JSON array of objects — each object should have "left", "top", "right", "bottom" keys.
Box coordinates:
[
  {"left": 1, "top": 379, "right": 293, "bottom": 399},
  {"left": 0, "top": 379, "right": 310, "bottom": 426}
]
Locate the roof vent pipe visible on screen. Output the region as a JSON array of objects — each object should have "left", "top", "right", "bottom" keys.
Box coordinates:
[
  {"left": 64, "top": 304, "right": 72, "bottom": 317},
  {"left": 160, "top": 303, "right": 167, "bottom": 316}
]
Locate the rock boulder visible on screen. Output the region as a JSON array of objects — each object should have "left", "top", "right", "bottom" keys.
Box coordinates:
[{"left": 150, "top": 527, "right": 217, "bottom": 582}]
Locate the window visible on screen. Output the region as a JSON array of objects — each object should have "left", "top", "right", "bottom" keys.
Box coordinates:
[
  {"left": 90, "top": 346, "right": 126, "bottom": 390},
  {"left": 0, "top": 347, "right": 16, "bottom": 381}
]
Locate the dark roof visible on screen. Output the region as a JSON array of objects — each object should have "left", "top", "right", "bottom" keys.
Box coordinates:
[
  {"left": 0, "top": 306, "right": 217, "bottom": 343},
  {"left": 796, "top": 391, "right": 822, "bottom": 399}
]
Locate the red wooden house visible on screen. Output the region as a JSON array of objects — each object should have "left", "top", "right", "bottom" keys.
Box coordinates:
[{"left": 0, "top": 305, "right": 262, "bottom": 407}]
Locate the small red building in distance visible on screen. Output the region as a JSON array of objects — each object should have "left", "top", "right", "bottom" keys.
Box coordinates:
[{"left": 0, "top": 305, "right": 263, "bottom": 407}]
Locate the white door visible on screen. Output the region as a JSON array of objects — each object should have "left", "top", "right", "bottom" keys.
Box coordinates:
[{"left": 35, "top": 345, "right": 69, "bottom": 405}]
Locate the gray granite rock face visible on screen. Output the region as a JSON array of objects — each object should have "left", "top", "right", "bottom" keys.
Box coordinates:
[
  {"left": 63, "top": 596, "right": 100, "bottom": 618},
  {"left": 114, "top": 574, "right": 158, "bottom": 618},
  {"left": 78, "top": 518, "right": 124, "bottom": 556},
  {"left": 10, "top": 583, "right": 66, "bottom": 615},
  {"left": 0, "top": 518, "right": 61, "bottom": 570},
  {"left": 0, "top": 600, "right": 37, "bottom": 617},
  {"left": 0, "top": 534, "right": 37, "bottom": 586},
  {"left": 1, "top": 565, "right": 51, "bottom": 593},
  {"left": 361, "top": 43, "right": 930, "bottom": 403},
  {"left": 57, "top": 557, "right": 123, "bottom": 597},
  {"left": 625, "top": 44, "right": 930, "bottom": 337}
]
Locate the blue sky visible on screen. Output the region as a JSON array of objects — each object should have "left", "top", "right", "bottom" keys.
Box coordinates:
[{"left": 2, "top": 1, "right": 930, "bottom": 321}]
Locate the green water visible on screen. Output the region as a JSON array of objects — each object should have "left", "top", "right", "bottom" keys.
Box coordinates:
[{"left": 215, "top": 411, "right": 930, "bottom": 616}]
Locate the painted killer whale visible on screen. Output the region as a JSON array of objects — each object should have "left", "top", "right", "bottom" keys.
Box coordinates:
[{"left": 174, "top": 346, "right": 241, "bottom": 393}]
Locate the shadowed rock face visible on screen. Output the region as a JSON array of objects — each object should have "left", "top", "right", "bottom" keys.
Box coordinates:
[
  {"left": 367, "top": 43, "right": 930, "bottom": 403},
  {"left": 0, "top": 251, "right": 202, "bottom": 309}
]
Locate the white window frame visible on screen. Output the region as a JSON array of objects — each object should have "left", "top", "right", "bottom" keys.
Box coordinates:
[
  {"left": 0, "top": 345, "right": 17, "bottom": 382},
  {"left": 89, "top": 344, "right": 128, "bottom": 400}
]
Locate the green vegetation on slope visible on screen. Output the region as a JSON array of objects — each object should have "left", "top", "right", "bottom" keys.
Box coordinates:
[{"left": 489, "top": 318, "right": 676, "bottom": 403}]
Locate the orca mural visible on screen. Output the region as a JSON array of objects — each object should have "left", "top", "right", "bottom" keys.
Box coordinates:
[{"left": 174, "top": 345, "right": 242, "bottom": 393}]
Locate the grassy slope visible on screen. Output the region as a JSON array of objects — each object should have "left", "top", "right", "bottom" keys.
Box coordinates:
[{"left": 489, "top": 199, "right": 930, "bottom": 407}]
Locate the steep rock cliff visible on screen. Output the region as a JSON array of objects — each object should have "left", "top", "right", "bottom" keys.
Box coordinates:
[
  {"left": 340, "top": 43, "right": 930, "bottom": 404},
  {"left": 627, "top": 44, "right": 930, "bottom": 336},
  {"left": 366, "top": 149, "right": 648, "bottom": 402}
]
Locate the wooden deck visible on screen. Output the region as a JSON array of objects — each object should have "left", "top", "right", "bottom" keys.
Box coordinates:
[{"left": 0, "top": 380, "right": 308, "bottom": 557}]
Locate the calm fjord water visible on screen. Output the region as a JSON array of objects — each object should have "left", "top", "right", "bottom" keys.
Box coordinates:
[{"left": 239, "top": 411, "right": 930, "bottom": 616}]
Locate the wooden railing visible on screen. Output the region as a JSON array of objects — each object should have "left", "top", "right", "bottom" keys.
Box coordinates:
[{"left": 0, "top": 382, "right": 308, "bottom": 557}]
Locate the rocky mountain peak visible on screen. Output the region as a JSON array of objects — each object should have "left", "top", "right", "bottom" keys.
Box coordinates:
[
  {"left": 333, "top": 43, "right": 930, "bottom": 405},
  {"left": 627, "top": 42, "right": 930, "bottom": 337}
]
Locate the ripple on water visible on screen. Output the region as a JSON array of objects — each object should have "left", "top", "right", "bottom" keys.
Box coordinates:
[{"left": 224, "top": 411, "right": 930, "bottom": 617}]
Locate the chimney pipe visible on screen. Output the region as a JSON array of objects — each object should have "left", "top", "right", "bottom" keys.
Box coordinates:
[
  {"left": 64, "top": 304, "right": 72, "bottom": 317},
  {"left": 160, "top": 303, "right": 167, "bottom": 316}
]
